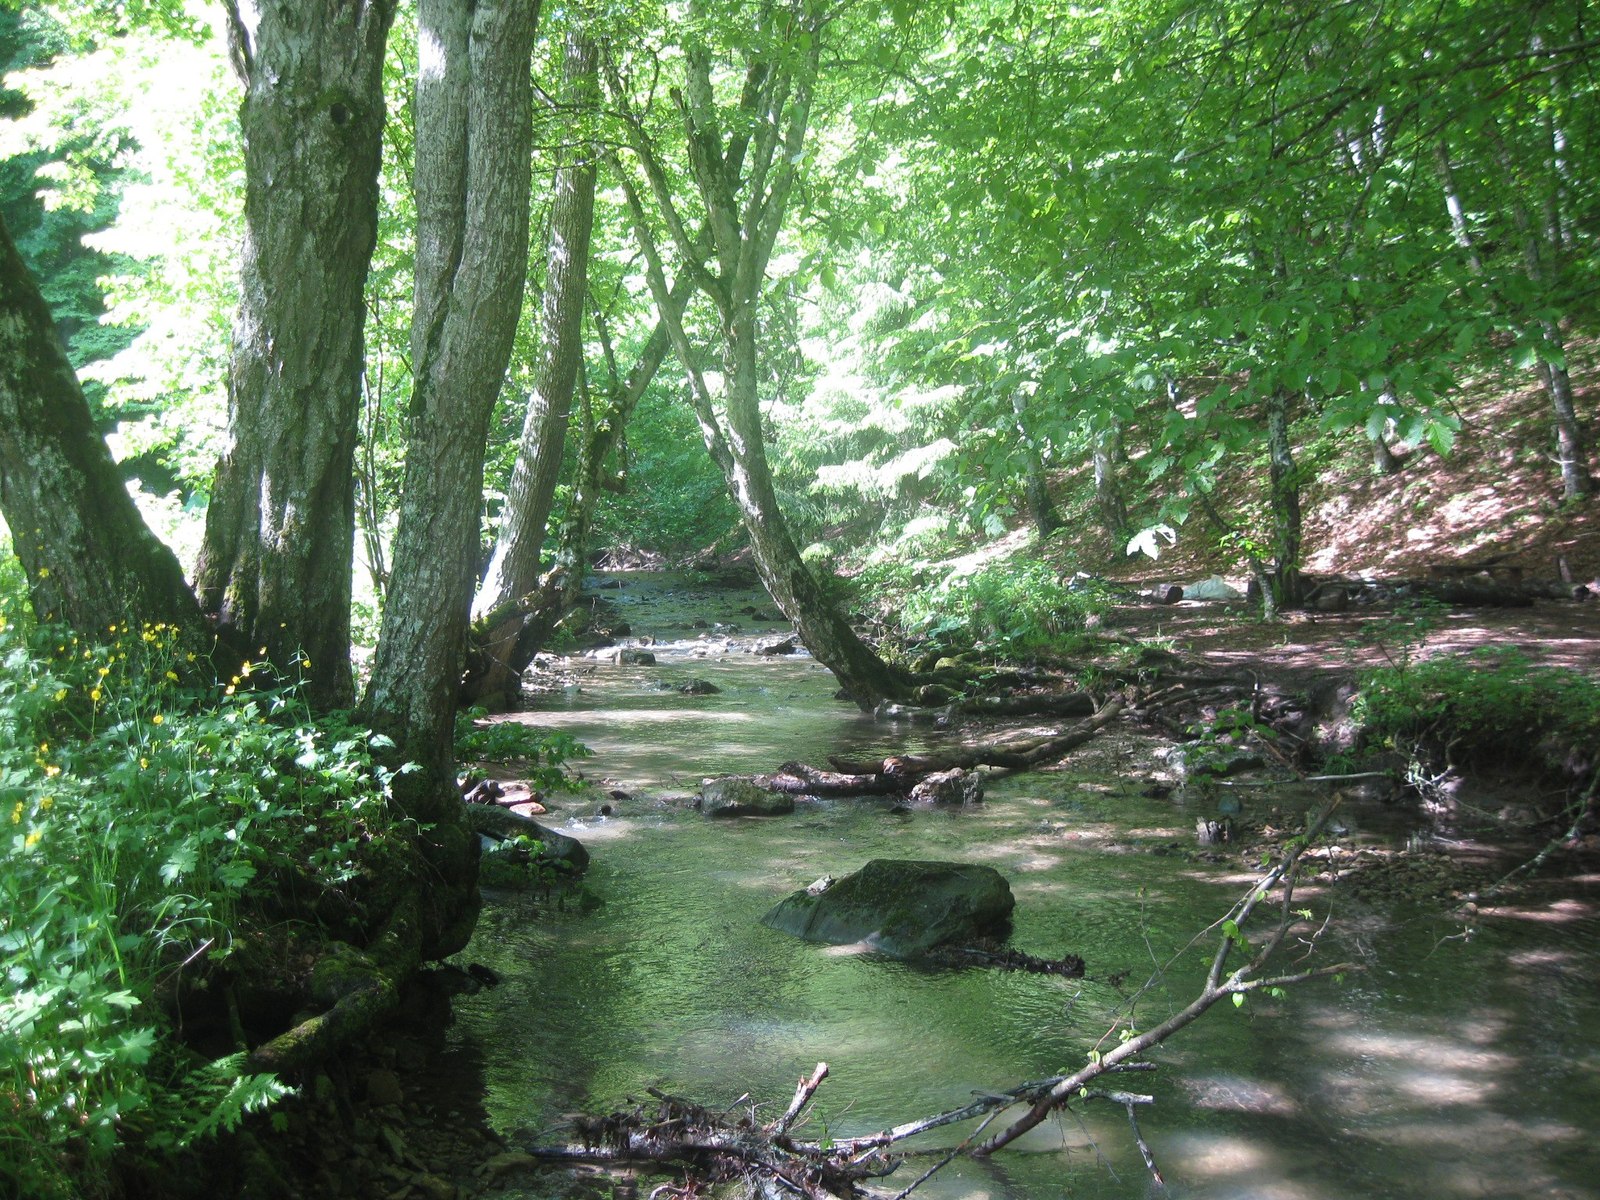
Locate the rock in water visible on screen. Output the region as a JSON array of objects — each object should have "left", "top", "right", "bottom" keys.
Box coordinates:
[
  {"left": 761, "top": 859, "right": 1014, "bottom": 958},
  {"left": 908, "top": 767, "right": 984, "bottom": 805},
  {"left": 699, "top": 777, "right": 796, "bottom": 818}
]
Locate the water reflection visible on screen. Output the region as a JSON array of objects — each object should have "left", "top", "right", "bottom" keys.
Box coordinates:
[{"left": 448, "top": 577, "right": 1600, "bottom": 1199}]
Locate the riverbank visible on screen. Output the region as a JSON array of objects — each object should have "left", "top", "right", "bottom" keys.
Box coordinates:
[{"left": 231, "top": 573, "right": 1600, "bottom": 1200}]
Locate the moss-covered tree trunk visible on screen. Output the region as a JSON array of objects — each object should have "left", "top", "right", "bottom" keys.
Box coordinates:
[
  {"left": 363, "top": 0, "right": 540, "bottom": 955},
  {"left": 198, "top": 0, "right": 397, "bottom": 708},
  {"left": 0, "top": 212, "right": 202, "bottom": 634}
]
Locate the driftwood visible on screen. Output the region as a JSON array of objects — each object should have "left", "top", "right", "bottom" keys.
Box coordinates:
[
  {"left": 526, "top": 804, "right": 1355, "bottom": 1197},
  {"left": 817, "top": 698, "right": 1126, "bottom": 798}
]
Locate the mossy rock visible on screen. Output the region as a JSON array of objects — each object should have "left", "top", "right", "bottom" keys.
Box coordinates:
[{"left": 761, "top": 860, "right": 1014, "bottom": 959}]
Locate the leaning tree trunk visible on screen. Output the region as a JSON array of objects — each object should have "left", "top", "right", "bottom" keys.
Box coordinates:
[
  {"left": 466, "top": 29, "right": 599, "bottom": 703},
  {"left": 0, "top": 212, "right": 202, "bottom": 636},
  {"left": 608, "top": 4, "right": 912, "bottom": 709},
  {"left": 198, "top": 0, "right": 397, "bottom": 708},
  {"left": 718, "top": 303, "right": 912, "bottom": 708},
  {"left": 363, "top": 0, "right": 540, "bottom": 957}
]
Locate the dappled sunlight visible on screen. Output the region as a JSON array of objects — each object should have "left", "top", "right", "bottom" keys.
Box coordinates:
[
  {"left": 1159, "top": 1131, "right": 1332, "bottom": 1199},
  {"left": 1480, "top": 897, "right": 1597, "bottom": 924},
  {"left": 1181, "top": 1073, "right": 1301, "bottom": 1117},
  {"left": 443, "top": 576, "right": 1600, "bottom": 1200}
]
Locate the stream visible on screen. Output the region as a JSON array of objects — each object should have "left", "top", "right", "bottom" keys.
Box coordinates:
[{"left": 445, "top": 574, "right": 1600, "bottom": 1200}]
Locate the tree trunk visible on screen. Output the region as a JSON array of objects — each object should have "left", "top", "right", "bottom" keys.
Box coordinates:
[
  {"left": 551, "top": 285, "right": 686, "bottom": 604},
  {"left": 465, "top": 29, "right": 599, "bottom": 705},
  {"left": 197, "top": 0, "right": 397, "bottom": 708},
  {"left": 718, "top": 301, "right": 911, "bottom": 709},
  {"left": 1091, "top": 420, "right": 1130, "bottom": 537},
  {"left": 362, "top": 0, "right": 540, "bottom": 957},
  {"left": 0, "top": 211, "right": 202, "bottom": 635},
  {"left": 1536, "top": 321, "right": 1592, "bottom": 500},
  {"left": 474, "top": 29, "right": 600, "bottom": 622},
  {"left": 607, "top": 6, "right": 912, "bottom": 710},
  {"left": 1484, "top": 123, "right": 1594, "bottom": 500},
  {"left": 1265, "top": 389, "right": 1304, "bottom": 610},
  {"left": 1011, "top": 391, "right": 1060, "bottom": 538}
]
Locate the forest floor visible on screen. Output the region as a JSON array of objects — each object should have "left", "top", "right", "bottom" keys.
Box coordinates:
[{"left": 1031, "top": 348, "right": 1600, "bottom": 689}]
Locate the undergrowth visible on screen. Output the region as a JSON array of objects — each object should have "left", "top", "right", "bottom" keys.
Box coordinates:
[
  {"left": 860, "top": 555, "right": 1112, "bottom": 659},
  {"left": 1354, "top": 649, "right": 1600, "bottom": 787},
  {"left": 0, "top": 570, "right": 408, "bottom": 1198}
]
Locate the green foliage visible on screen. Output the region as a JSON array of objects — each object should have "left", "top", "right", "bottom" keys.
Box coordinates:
[
  {"left": 592, "top": 389, "right": 741, "bottom": 556},
  {"left": 454, "top": 707, "right": 592, "bottom": 793},
  {"left": 865, "top": 555, "right": 1111, "bottom": 658},
  {"left": 0, "top": 565, "right": 404, "bottom": 1196},
  {"left": 1353, "top": 649, "right": 1600, "bottom": 777}
]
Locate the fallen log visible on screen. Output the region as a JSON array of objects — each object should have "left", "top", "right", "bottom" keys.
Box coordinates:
[{"left": 828, "top": 697, "right": 1125, "bottom": 785}]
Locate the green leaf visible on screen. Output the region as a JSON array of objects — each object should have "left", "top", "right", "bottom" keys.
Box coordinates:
[{"left": 1232, "top": 992, "right": 1245, "bottom": 1008}]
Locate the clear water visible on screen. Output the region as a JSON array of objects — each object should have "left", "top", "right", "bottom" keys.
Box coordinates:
[{"left": 445, "top": 576, "right": 1600, "bottom": 1199}]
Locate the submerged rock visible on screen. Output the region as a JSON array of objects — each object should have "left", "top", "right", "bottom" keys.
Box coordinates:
[
  {"left": 699, "top": 776, "right": 795, "bottom": 818},
  {"left": 761, "top": 859, "right": 1014, "bottom": 958}
]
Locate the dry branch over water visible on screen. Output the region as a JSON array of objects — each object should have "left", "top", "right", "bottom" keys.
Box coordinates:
[{"left": 524, "top": 804, "right": 1358, "bottom": 1197}]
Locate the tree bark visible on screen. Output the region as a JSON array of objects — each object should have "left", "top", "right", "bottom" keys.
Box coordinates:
[
  {"left": 0, "top": 211, "right": 202, "bottom": 635},
  {"left": 608, "top": 8, "right": 913, "bottom": 709},
  {"left": 362, "top": 0, "right": 540, "bottom": 956},
  {"left": 1265, "top": 389, "right": 1305, "bottom": 610},
  {"left": 197, "top": 0, "right": 397, "bottom": 707},
  {"left": 464, "top": 29, "right": 599, "bottom": 706},
  {"left": 1091, "top": 419, "right": 1130, "bottom": 537},
  {"left": 474, "top": 29, "right": 600, "bottom": 624},
  {"left": 1011, "top": 391, "right": 1060, "bottom": 537}
]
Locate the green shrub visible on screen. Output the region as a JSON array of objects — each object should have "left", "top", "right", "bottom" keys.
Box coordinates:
[
  {"left": 865, "top": 556, "right": 1111, "bottom": 658},
  {"left": 1353, "top": 649, "right": 1600, "bottom": 777},
  {"left": 0, "top": 583, "right": 404, "bottom": 1196},
  {"left": 454, "top": 707, "right": 591, "bottom": 792}
]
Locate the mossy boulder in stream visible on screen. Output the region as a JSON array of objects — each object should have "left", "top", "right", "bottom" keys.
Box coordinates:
[
  {"left": 700, "top": 776, "right": 795, "bottom": 817},
  {"left": 761, "top": 860, "right": 1014, "bottom": 958}
]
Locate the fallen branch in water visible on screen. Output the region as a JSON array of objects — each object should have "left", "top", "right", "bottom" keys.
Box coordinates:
[
  {"left": 766, "top": 698, "right": 1128, "bottom": 801},
  {"left": 523, "top": 802, "right": 1358, "bottom": 1196}
]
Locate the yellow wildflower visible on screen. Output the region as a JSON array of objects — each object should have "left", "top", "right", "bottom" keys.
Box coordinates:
[
  {"left": 151, "top": 714, "right": 164, "bottom": 726},
  {"left": 139, "top": 757, "right": 149, "bottom": 770},
  {"left": 25, "top": 830, "right": 41, "bottom": 848},
  {"left": 39, "top": 796, "right": 53, "bottom": 811},
  {"left": 9, "top": 802, "right": 21, "bottom": 824},
  {"left": 53, "top": 688, "right": 67, "bottom": 702},
  {"left": 97, "top": 666, "right": 110, "bottom": 678},
  {"left": 37, "top": 566, "right": 49, "bottom": 579},
  {"left": 44, "top": 765, "right": 61, "bottom": 778},
  {"left": 165, "top": 671, "right": 179, "bottom": 682},
  {"left": 90, "top": 688, "right": 102, "bottom": 703}
]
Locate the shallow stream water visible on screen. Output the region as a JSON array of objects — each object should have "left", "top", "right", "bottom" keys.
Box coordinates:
[{"left": 446, "top": 575, "right": 1600, "bottom": 1199}]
